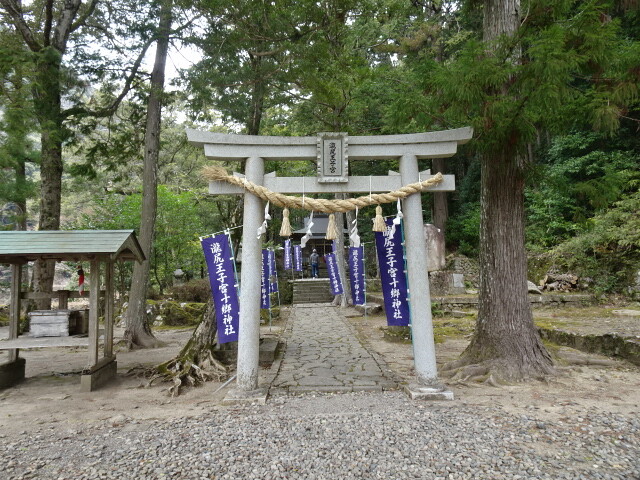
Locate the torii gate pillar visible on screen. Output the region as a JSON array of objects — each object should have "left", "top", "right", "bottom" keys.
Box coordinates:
[
  {"left": 401, "top": 154, "right": 453, "bottom": 400},
  {"left": 236, "top": 156, "right": 265, "bottom": 392}
]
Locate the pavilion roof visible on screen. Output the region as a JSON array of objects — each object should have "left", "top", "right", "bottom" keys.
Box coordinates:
[{"left": 0, "top": 230, "right": 145, "bottom": 264}]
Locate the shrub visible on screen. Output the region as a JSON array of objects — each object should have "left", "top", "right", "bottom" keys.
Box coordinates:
[
  {"left": 168, "top": 279, "right": 212, "bottom": 303},
  {"left": 552, "top": 190, "right": 640, "bottom": 294}
]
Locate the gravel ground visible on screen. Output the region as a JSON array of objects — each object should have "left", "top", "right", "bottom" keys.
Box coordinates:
[{"left": 1, "top": 391, "right": 638, "bottom": 480}]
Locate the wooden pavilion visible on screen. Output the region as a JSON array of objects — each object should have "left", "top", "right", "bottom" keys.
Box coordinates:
[{"left": 0, "top": 230, "right": 144, "bottom": 391}]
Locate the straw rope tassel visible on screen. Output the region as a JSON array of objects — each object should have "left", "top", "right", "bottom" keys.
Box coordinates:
[
  {"left": 325, "top": 213, "right": 339, "bottom": 240},
  {"left": 279, "top": 207, "right": 292, "bottom": 237},
  {"left": 372, "top": 205, "right": 386, "bottom": 232}
]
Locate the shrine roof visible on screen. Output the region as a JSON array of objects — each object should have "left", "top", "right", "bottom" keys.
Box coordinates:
[{"left": 0, "top": 230, "right": 145, "bottom": 264}]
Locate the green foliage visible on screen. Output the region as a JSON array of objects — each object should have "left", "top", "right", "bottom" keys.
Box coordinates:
[
  {"left": 526, "top": 130, "right": 640, "bottom": 249},
  {"left": 552, "top": 188, "right": 640, "bottom": 293},
  {"left": 169, "top": 279, "right": 212, "bottom": 303},
  {"left": 0, "top": 28, "right": 38, "bottom": 214},
  {"left": 446, "top": 202, "right": 481, "bottom": 257},
  {"left": 73, "top": 186, "right": 213, "bottom": 294}
]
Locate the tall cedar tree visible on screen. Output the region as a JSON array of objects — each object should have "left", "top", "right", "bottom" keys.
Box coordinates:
[
  {"left": 123, "top": 0, "right": 173, "bottom": 349},
  {"left": 464, "top": 0, "right": 554, "bottom": 380},
  {"left": 438, "top": 0, "right": 638, "bottom": 380}
]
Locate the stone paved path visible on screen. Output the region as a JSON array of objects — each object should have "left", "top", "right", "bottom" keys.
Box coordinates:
[{"left": 271, "top": 304, "right": 396, "bottom": 394}]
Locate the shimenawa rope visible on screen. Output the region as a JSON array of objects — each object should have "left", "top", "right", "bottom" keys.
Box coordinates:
[{"left": 202, "top": 166, "right": 443, "bottom": 214}]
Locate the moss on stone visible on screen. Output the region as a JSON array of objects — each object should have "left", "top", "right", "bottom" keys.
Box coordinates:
[
  {"left": 433, "top": 318, "right": 475, "bottom": 343},
  {"left": 147, "top": 300, "right": 207, "bottom": 326},
  {"left": 260, "top": 307, "right": 281, "bottom": 323},
  {"left": 381, "top": 326, "right": 412, "bottom": 343}
]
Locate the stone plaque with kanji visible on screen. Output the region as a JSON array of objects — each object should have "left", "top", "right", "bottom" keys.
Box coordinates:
[{"left": 317, "top": 132, "right": 348, "bottom": 183}]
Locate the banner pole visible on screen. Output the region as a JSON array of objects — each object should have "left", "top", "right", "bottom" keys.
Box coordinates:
[
  {"left": 226, "top": 229, "right": 241, "bottom": 297},
  {"left": 273, "top": 248, "right": 281, "bottom": 308}
]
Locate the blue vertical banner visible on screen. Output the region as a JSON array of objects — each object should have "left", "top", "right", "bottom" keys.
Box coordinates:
[
  {"left": 261, "top": 249, "right": 271, "bottom": 309},
  {"left": 349, "top": 246, "right": 366, "bottom": 305},
  {"left": 294, "top": 244, "right": 303, "bottom": 272},
  {"left": 268, "top": 249, "right": 278, "bottom": 293},
  {"left": 375, "top": 218, "right": 410, "bottom": 326},
  {"left": 283, "top": 239, "right": 292, "bottom": 270},
  {"left": 201, "top": 235, "right": 240, "bottom": 343},
  {"left": 325, "top": 252, "right": 344, "bottom": 295}
]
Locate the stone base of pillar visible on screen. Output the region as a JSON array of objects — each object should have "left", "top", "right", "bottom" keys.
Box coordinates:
[
  {"left": 80, "top": 359, "right": 117, "bottom": 392},
  {"left": 404, "top": 382, "right": 454, "bottom": 401},
  {"left": 0, "top": 357, "right": 26, "bottom": 389},
  {"left": 222, "top": 386, "right": 268, "bottom": 406}
]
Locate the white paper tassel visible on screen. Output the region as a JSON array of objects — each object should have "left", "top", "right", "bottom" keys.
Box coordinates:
[
  {"left": 349, "top": 207, "right": 361, "bottom": 248},
  {"left": 389, "top": 198, "right": 404, "bottom": 238},
  {"left": 257, "top": 201, "right": 271, "bottom": 238},
  {"left": 300, "top": 211, "right": 314, "bottom": 248}
]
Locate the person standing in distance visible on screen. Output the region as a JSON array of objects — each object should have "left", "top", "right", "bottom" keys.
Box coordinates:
[{"left": 310, "top": 249, "right": 320, "bottom": 278}]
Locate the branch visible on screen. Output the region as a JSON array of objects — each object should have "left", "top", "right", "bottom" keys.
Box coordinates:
[
  {"left": 0, "top": 0, "right": 42, "bottom": 51},
  {"left": 248, "top": 47, "right": 283, "bottom": 57},
  {"left": 62, "top": 36, "right": 155, "bottom": 120},
  {"left": 52, "top": 0, "right": 83, "bottom": 51},
  {"left": 70, "top": 0, "right": 98, "bottom": 34}
]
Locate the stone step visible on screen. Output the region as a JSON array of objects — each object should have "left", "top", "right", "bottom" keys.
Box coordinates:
[
  {"left": 294, "top": 298, "right": 334, "bottom": 304},
  {"left": 294, "top": 299, "right": 333, "bottom": 304},
  {"left": 292, "top": 279, "right": 335, "bottom": 305},
  {"left": 293, "top": 295, "right": 334, "bottom": 304},
  {"left": 293, "top": 289, "right": 333, "bottom": 295},
  {"left": 293, "top": 294, "right": 334, "bottom": 300}
]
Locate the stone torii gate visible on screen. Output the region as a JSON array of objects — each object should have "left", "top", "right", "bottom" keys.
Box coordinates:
[{"left": 187, "top": 128, "right": 473, "bottom": 402}]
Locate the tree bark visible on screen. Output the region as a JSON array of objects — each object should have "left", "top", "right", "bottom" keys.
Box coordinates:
[
  {"left": 331, "top": 205, "right": 351, "bottom": 307},
  {"left": 460, "top": 148, "right": 553, "bottom": 379},
  {"left": 32, "top": 48, "right": 64, "bottom": 309},
  {"left": 452, "top": 0, "right": 553, "bottom": 380},
  {"left": 247, "top": 53, "right": 265, "bottom": 136},
  {"left": 123, "top": 0, "right": 173, "bottom": 349}
]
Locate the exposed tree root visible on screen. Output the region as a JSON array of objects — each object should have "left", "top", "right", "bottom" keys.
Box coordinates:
[
  {"left": 441, "top": 354, "right": 555, "bottom": 387},
  {"left": 147, "top": 349, "right": 229, "bottom": 397},
  {"left": 129, "top": 299, "right": 231, "bottom": 396}
]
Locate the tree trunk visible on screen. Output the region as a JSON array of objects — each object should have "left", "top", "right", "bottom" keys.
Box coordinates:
[
  {"left": 460, "top": 148, "right": 553, "bottom": 379},
  {"left": 332, "top": 205, "right": 351, "bottom": 307},
  {"left": 450, "top": 0, "right": 553, "bottom": 381},
  {"left": 150, "top": 300, "right": 228, "bottom": 396},
  {"left": 32, "top": 49, "right": 63, "bottom": 309},
  {"left": 247, "top": 53, "right": 265, "bottom": 136},
  {"left": 431, "top": 158, "right": 448, "bottom": 233},
  {"left": 123, "top": 0, "right": 173, "bottom": 349}
]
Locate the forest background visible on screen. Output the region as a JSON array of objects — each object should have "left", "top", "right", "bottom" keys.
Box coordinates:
[{"left": 1, "top": 1, "right": 638, "bottom": 310}]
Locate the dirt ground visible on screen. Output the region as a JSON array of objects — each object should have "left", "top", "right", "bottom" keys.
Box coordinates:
[
  {"left": 1, "top": 305, "right": 639, "bottom": 437},
  {"left": 347, "top": 308, "right": 640, "bottom": 421}
]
